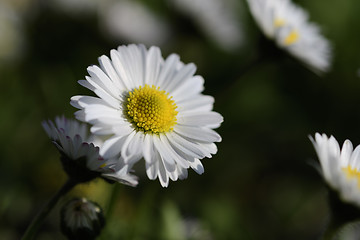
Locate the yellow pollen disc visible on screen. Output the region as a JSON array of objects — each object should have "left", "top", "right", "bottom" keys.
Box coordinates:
[
  {"left": 284, "top": 30, "right": 299, "bottom": 46},
  {"left": 342, "top": 166, "right": 360, "bottom": 188},
  {"left": 125, "top": 85, "right": 178, "bottom": 134},
  {"left": 274, "top": 18, "right": 286, "bottom": 27}
]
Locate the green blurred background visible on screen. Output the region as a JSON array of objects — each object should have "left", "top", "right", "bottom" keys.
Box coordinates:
[{"left": 1, "top": 0, "right": 360, "bottom": 239}]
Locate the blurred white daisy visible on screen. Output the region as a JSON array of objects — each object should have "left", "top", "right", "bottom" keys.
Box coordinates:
[
  {"left": 42, "top": 116, "right": 138, "bottom": 186},
  {"left": 169, "top": 0, "right": 243, "bottom": 51},
  {"left": 61, "top": 198, "right": 105, "bottom": 240},
  {"left": 71, "top": 44, "right": 223, "bottom": 187},
  {"left": 310, "top": 133, "right": 360, "bottom": 207},
  {"left": 99, "top": 0, "right": 171, "bottom": 46},
  {"left": 247, "top": 0, "right": 332, "bottom": 73},
  {"left": 0, "top": 2, "right": 25, "bottom": 63}
]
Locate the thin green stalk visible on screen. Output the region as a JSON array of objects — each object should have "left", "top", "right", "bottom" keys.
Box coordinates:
[
  {"left": 21, "top": 179, "right": 77, "bottom": 240},
  {"left": 104, "top": 183, "right": 121, "bottom": 219}
]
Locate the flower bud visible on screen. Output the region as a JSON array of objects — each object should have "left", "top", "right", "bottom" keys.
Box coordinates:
[{"left": 60, "top": 198, "right": 105, "bottom": 240}]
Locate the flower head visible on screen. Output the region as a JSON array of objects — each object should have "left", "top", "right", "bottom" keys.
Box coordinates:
[
  {"left": 310, "top": 133, "right": 360, "bottom": 207},
  {"left": 169, "top": 0, "right": 243, "bottom": 51},
  {"left": 60, "top": 198, "right": 105, "bottom": 240},
  {"left": 71, "top": 44, "right": 223, "bottom": 187},
  {"left": 42, "top": 116, "right": 138, "bottom": 186},
  {"left": 247, "top": 0, "right": 332, "bottom": 73}
]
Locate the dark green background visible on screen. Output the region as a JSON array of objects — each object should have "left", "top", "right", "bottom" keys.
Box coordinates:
[{"left": 1, "top": 0, "right": 360, "bottom": 239}]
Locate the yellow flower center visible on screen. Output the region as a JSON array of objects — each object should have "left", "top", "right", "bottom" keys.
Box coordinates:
[
  {"left": 342, "top": 166, "right": 360, "bottom": 188},
  {"left": 284, "top": 30, "right": 299, "bottom": 46},
  {"left": 125, "top": 85, "right": 178, "bottom": 134},
  {"left": 274, "top": 18, "right": 286, "bottom": 27}
]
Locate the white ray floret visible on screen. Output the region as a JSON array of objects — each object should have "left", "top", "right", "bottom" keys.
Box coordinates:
[
  {"left": 310, "top": 133, "right": 360, "bottom": 206},
  {"left": 247, "top": 0, "right": 332, "bottom": 73},
  {"left": 42, "top": 116, "right": 138, "bottom": 186},
  {"left": 71, "top": 44, "right": 223, "bottom": 187}
]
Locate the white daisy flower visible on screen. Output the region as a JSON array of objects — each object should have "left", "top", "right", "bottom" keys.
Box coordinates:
[
  {"left": 42, "top": 116, "right": 138, "bottom": 186},
  {"left": 310, "top": 133, "right": 360, "bottom": 207},
  {"left": 71, "top": 44, "right": 223, "bottom": 187},
  {"left": 169, "top": 0, "right": 243, "bottom": 51},
  {"left": 246, "top": 0, "right": 332, "bottom": 73}
]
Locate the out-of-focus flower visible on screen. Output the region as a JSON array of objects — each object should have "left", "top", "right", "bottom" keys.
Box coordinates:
[
  {"left": 182, "top": 218, "right": 213, "bottom": 240},
  {"left": 42, "top": 116, "right": 138, "bottom": 186},
  {"left": 71, "top": 44, "right": 223, "bottom": 187},
  {"left": 169, "top": 0, "right": 243, "bottom": 51},
  {"left": 335, "top": 221, "right": 360, "bottom": 240},
  {"left": 310, "top": 133, "right": 360, "bottom": 207},
  {"left": 99, "top": 0, "right": 171, "bottom": 46},
  {"left": 49, "top": 0, "right": 99, "bottom": 14},
  {"left": 0, "top": 2, "right": 25, "bottom": 63},
  {"left": 247, "top": 0, "right": 332, "bottom": 73},
  {"left": 60, "top": 198, "right": 105, "bottom": 240}
]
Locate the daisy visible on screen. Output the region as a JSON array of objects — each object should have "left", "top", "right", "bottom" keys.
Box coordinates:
[
  {"left": 169, "top": 0, "right": 243, "bottom": 51},
  {"left": 71, "top": 44, "right": 223, "bottom": 187},
  {"left": 246, "top": 0, "right": 332, "bottom": 73},
  {"left": 42, "top": 116, "right": 138, "bottom": 186},
  {"left": 310, "top": 133, "right": 360, "bottom": 207}
]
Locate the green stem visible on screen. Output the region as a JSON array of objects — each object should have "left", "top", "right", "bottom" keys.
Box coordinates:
[
  {"left": 21, "top": 179, "right": 77, "bottom": 240},
  {"left": 105, "top": 184, "right": 120, "bottom": 218}
]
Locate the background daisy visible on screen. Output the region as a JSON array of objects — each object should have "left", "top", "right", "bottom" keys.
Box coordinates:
[
  {"left": 310, "top": 133, "right": 360, "bottom": 207},
  {"left": 246, "top": 0, "right": 332, "bottom": 73},
  {"left": 43, "top": 116, "right": 138, "bottom": 186},
  {"left": 71, "top": 44, "right": 223, "bottom": 187}
]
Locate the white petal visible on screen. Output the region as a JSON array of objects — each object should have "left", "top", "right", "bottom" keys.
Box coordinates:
[
  {"left": 86, "top": 76, "right": 121, "bottom": 109},
  {"left": 78, "top": 79, "right": 95, "bottom": 92},
  {"left": 98, "top": 55, "right": 126, "bottom": 90},
  {"left": 174, "top": 125, "right": 222, "bottom": 143},
  {"left": 177, "top": 111, "right": 223, "bottom": 127},
  {"left": 153, "top": 136, "right": 176, "bottom": 172},
  {"left": 160, "top": 134, "right": 190, "bottom": 169},
  {"left": 168, "top": 167, "right": 178, "bottom": 181},
  {"left": 171, "top": 75, "right": 204, "bottom": 101},
  {"left": 74, "top": 110, "right": 86, "bottom": 122},
  {"left": 110, "top": 49, "right": 134, "bottom": 90},
  {"left": 102, "top": 171, "right": 138, "bottom": 187},
  {"left": 146, "top": 160, "right": 158, "bottom": 180},
  {"left": 90, "top": 126, "right": 113, "bottom": 135},
  {"left": 172, "top": 132, "right": 212, "bottom": 158},
  {"left": 164, "top": 63, "right": 196, "bottom": 93},
  {"left": 116, "top": 44, "right": 146, "bottom": 88},
  {"left": 351, "top": 145, "right": 360, "bottom": 170},
  {"left": 156, "top": 54, "right": 180, "bottom": 87},
  {"left": 157, "top": 155, "right": 169, "bottom": 187},
  {"left": 112, "top": 123, "right": 134, "bottom": 136},
  {"left": 167, "top": 133, "right": 204, "bottom": 159},
  {"left": 87, "top": 65, "right": 121, "bottom": 99},
  {"left": 201, "top": 143, "right": 218, "bottom": 155},
  {"left": 145, "top": 46, "right": 161, "bottom": 85},
  {"left": 177, "top": 165, "right": 188, "bottom": 180},
  {"left": 101, "top": 135, "right": 127, "bottom": 158},
  {"left": 126, "top": 132, "right": 144, "bottom": 164},
  {"left": 177, "top": 95, "right": 214, "bottom": 113},
  {"left": 71, "top": 95, "right": 109, "bottom": 109},
  {"left": 340, "top": 140, "right": 353, "bottom": 168},
  {"left": 189, "top": 158, "right": 204, "bottom": 175},
  {"left": 143, "top": 134, "right": 154, "bottom": 164}
]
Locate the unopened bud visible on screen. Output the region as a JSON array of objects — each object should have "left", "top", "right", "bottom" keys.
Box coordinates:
[{"left": 60, "top": 198, "right": 105, "bottom": 240}]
